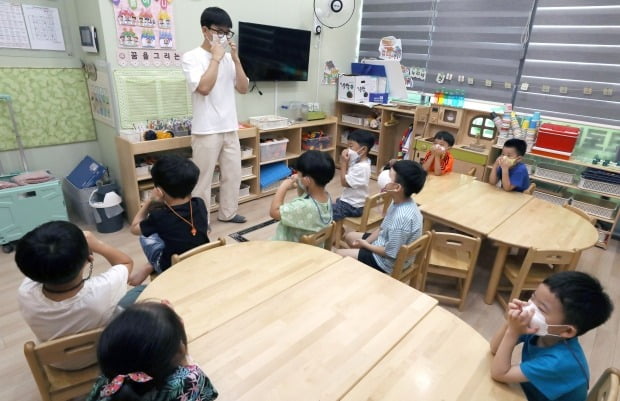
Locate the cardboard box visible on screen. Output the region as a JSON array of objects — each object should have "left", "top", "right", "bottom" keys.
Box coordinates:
[{"left": 338, "top": 75, "right": 377, "bottom": 103}]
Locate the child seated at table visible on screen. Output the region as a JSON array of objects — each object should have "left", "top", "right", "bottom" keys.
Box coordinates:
[
  {"left": 87, "top": 302, "right": 218, "bottom": 401},
  {"left": 333, "top": 129, "right": 375, "bottom": 221},
  {"left": 130, "top": 155, "right": 209, "bottom": 285},
  {"left": 489, "top": 138, "right": 530, "bottom": 192},
  {"left": 336, "top": 160, "right": 427, "bottom": 275},
  {"left": 422, "top": 131, "right": 455, "bottom": 176},
  {"left": 490, "top": 271, "right": 613, "bottom": 401},
  {"left": 270, "top": 150, "right": 335, "bottom": 243},
  {"left": 16, "top": 221, "right": 135, "bottom": 369}
]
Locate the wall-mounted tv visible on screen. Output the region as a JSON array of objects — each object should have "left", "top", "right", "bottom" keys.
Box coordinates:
[{"left": 238, "top": 22, "right": 311, "bottom": 82}]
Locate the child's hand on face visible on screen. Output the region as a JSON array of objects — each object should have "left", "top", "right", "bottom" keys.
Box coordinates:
[
  {"left": 499, "top": 156, "right": 514, "bottom": 169},
  {"left": 284, "top": 173, "right": 298, "bottom": 190},
  {"left": 506, "top": 303, "right": 537, "bottom": 335},
  {"left": 340, "top": 148, "right": 350, "bottom": 164}
]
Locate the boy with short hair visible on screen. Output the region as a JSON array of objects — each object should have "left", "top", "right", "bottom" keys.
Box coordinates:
[
  {"left": 16, "top": 221, "right": 134, "bottom": 369},
  {"left": 491, "top": 271, "right": 613, "bottom": 401},
  {"left": 130, "top": 155, "right": 209, "bottom": 285},
  {"left": 270, "top": 150, "right": 335, "bottom": 243},
  {"left": 336, "top": 160, "right": 427, "bottom": 275},
  {"left": 333, "top": 129, "right": 375, "bottom": 221},
  {"left": 422, "top": 131, "right": 455, "bottom": 175},
  {"left": 489, "top": 138, "right": 530, "bottom": 192}
]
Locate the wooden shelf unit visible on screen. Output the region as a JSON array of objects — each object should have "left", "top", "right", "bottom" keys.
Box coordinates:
[
  {"left": 116, "top": 127, "right": 259, "bottom": 222},
  {"left": 487, "top": 147, "right": 620, "bottom": 249}
]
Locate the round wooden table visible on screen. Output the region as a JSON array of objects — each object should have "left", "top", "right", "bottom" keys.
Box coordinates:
[{"left": 139, "top": 241, "right": 525, "bottom": 401}]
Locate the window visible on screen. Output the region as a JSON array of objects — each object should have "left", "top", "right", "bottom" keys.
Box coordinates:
[
  {"left": 469, "top": 116, "right": 496, "bottom": 140},
  {"left": 513, "top": 1, "right": 620, "bottom": 126}
]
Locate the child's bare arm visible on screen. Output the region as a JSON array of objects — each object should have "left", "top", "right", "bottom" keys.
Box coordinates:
[
  {"left": 422, "top": 152, "right": 434, "bottom": 172},
  {"left": 490, "top": 322, "right": 508, "bottom": 355},
  {"left": 130, "top": 198, "right": 152, "bottom": 235},
  {"left": 84, "top": 231, "right": 134, "bottom": 274},
  {"left": 269, "top": 175, "right": 296, "bottom": 220},
  {"left": 339, "top": 149, "right": 351, "bottom": 187}
]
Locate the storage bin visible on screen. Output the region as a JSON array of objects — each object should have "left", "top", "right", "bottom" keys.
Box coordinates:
[
  {"left": 62, "top": 178, "right": 98, "bottom": 225},
  {"left": 260, "top": 162, "right": 291, "bottom": 189},
  {"left": 341, "top": 113, "right": 368, "bottom": 126},
  {"left": 120, "top": 130, "right": 141, "bottom": 143},
  {"left": 260, "top": 137, "right": 289, "bottom": 162},
  {"left": 578, "top": 168, "right": 620, "bottom": 197},
  {"left": 302, "top": 136, "right": 331, "bottom": 150},
  {"left": 535, "top": 123, "right": 580, "bottom": 153},
  {"left": 571, "top": 194, "right": 618, "bottom": 220},
  {"left": 211, "top": 190, "right": 218, "bottom": 206},
  {"left": 1, "top": 179, "right": 68, "bottom": 246},
  {"left": 239, "top": 184, "right": 250, "bottom": 198},
  {"left": 240, "top": 146, "right": 253, "bottom": 158},
  {"left": 533, "top": 163, "right": 576, "bottom": 184},
  {"left": 135, "top": 164, "right": 150, "bottom": 177},
  {"left": 249, "top": 115, "right": 288, "bottom": 130},
  {"left": 532, "top": 187, "right": 570, "bottom": 206},
  {"left": 212, "top": 168, "right": 220, "bottom": 184},
  {"left": 241, "top": 164, "right": 253, "bottom": 177}
]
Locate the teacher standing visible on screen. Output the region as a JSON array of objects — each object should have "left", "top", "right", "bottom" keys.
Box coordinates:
[{"left": 182, "top": 7, "right": 249, "bottom": 224}]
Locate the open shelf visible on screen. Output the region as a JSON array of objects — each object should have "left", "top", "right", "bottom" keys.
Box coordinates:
[
  {"left": 259, "top": 152, "right": 300, "bottom": 166},
  {"left": 338, "top": 121, "right": 381, "bottom": 134}
]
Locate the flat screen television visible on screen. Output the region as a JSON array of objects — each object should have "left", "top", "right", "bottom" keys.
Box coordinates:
[{"left": 238, "top": 22, "right": 311, "bottom": 82}]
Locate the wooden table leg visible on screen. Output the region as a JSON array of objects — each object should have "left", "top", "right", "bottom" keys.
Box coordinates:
[
  {"left": 485, "top": 244, "right": 509, "bottom": 304},
  {"left": 423, "top": 216, "right": 433, "bottom": 233},
  {"left": 565, "top": 250, "right": 582, "bottom": 272}
]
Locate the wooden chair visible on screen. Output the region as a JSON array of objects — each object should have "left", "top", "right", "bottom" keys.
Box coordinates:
[
  {"left": 171, "top": 237, "right": 227, "bottom": 265},
  {"left": 420, "top": 231, "right": 482, "bottom": 311},
  {"left": 587, "top": 367, "right": 620, "bottom": 401},
  {"left": 563, "top": 204, "right": 597, "bottom": 225},
  {"left": 466, "top": 167, "right": 477, "bottom": 177},
  {"left": 334, "top": 191, "right": 392, "bottom": 247},
  {"left": 300, "top": 222, "right": 336, "bottom": 251},
  {"left": 24, "top": 328, "right": 103, "bottom": 401},
  {"left": 391, "top": 231, "right": 432, "bottom": 288},
  {"left": 494, "top": 248, "right": 579, "bottom": 309},
  {"left": 523, "top": 182, "right": 536, "bottom": 195}
]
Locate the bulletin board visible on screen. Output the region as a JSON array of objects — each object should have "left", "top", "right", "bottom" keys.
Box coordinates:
[
  {"left": 85, "top": 61, "right": 117, "bottom": 127},
  {"left": 114, "top": 69, "right": 191, "bottom": 129},
  {"left": 0, "top": 68, "right": 96, "bottom": 151}
]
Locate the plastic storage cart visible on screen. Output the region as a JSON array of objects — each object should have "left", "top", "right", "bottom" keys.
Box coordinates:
[{"left": 0, "top": 94, "right": 68, "bottom": 252}]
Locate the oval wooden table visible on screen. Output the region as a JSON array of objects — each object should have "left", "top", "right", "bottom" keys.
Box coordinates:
[
  {"left": 484, "top": 197, "right": 599, "bottom": 304},
  {"left": 139, "top": 241, "right": 524, "bottom": 401}
]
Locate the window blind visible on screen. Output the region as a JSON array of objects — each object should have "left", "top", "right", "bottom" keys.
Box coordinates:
[
  {"left": 421, "top": 0, "right": 535, "bottom": 103},
  {"left": 514, "top": 0, "right": 620, "bottom": 126},
  {"left": 358, "top": 0, "right": 435, "bottom": 88}
]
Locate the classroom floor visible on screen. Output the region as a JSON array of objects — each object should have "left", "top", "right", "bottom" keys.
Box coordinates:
[{"left": 0, "top": 178, "right": 618, "bottom": 400}]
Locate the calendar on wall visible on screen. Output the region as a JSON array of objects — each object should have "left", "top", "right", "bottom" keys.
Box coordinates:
[
  {"left": 0, "top": 2, "right": 65, "bottom": 51},
  {"left": 112, "top": 0, "right": 179, "bottom": 67}
]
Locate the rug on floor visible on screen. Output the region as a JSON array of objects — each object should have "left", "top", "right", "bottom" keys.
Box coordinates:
[{"left": 228, "top": 219, "right": 278, "bottom": 242}]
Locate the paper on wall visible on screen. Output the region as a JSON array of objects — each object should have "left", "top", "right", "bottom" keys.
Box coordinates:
[{"left": 378, "top": 36, "right": 402, "bottom": 61}]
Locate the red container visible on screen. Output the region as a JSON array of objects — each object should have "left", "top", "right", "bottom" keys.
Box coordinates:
[{"left": 534, "top": 123, "right": 580, "bottom": 153}]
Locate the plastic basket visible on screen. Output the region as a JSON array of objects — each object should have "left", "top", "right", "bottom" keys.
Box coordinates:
[
  {"left": 241, "top": 164, "right": 253, "bottom": 177},
  {"left": 239, "top": 183, "right": 250, "bottom": 198},
  {"left": 249, "top": 115, "right": 288, "bottom": 130},
  {"left": 302, "top": 136, "right": 331, "bottom": 150},
  {"left": 578, "top": 177, "right": 620, "bottom": 197},
  {"left": 240, "top": 146, "right": 253, "bottom": 158},
  {"left": 533, "top": 163, "right": 576, "bottom": 184},
  {"left": 571, "top": 194, "right": 618, "bottom": 220},
  {"left": 260, "top": 138, "right": 289, "bottom": 162},
  {"left": 532, "top": 188, "right": 570, "bottom": 206},
  {"left": 524, "top": 163, "right": 534, "bottom": 175}
]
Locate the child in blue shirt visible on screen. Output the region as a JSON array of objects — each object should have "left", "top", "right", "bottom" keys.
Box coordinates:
[
  {"left": 490, "top": 271, "right": 613, "bottom": 401},
  {"left": 489, "top": 138, "right": 530, "bottom": 192}
]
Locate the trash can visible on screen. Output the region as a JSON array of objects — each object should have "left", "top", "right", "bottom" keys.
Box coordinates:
[{"left": 88, "top": 183, "right": 124, "bottom": 233}]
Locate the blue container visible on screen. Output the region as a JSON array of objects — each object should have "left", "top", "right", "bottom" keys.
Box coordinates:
[{"left": 66, "top": 156, "right": 107, "bottom": 189}]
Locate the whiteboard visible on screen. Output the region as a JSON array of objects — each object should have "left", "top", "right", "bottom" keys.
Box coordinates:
[
  {"left": 21, "top": 4, "right": 65, "bottom": 51},
  {"left": 0, "top": 1, "right": 30, "bottom": 49}
]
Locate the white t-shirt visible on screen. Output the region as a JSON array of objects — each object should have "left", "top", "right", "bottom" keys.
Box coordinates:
[
  {"left": 341, "top": 159, "right": 371, "bottom": 208},
  {"left": 18, "top": 264, "right": 129, "bottom": 369},
  {"left": 182, "top": 47, "right": 239, "bottom": 134}
]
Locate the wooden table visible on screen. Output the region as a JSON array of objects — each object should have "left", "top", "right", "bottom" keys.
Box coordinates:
[
  {"left": 139, "top": 241, "right": 523, "bottom": 400},
  {"left": 420, "top": 180, "right": 533, "bottom": 236},
  {"left": 484, "top": 198, "right": 599, "bottom": 304},
  {"left": 341, "top": 307, "right": 525, "bottom": 401},
  {"left": 138, "top": 241, "right": 342, "bottom": 340},
  {"left": 414, "top": 172, "right": 476, "bottom": 206}
]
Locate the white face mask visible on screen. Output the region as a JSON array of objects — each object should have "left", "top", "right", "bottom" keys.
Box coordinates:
[
  {"left": 210, "top": 35, "right": 228, "bottom": 47},
  {"left": 297, "top": 176, "right": 306, "bottom": 193},
  {"left": 377, "top": 169, "right": 391, "bottom": 191},
  {"left": 523, "top": 302, "right": 567, "bottom": 337},
  {"left": 347, "top": 148, "right": 360, "bottom": 165}
]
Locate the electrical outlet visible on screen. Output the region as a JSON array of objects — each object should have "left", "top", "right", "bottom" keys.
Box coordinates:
[
  {"left": 583, "top": 87, "right": 593, "bottom": 95},
  {"left": 467, "top": 77, "right": 474, "bottom": 85},
  {"left": 542, "top": 85, "right": 550, "bottom": 93},
  {"left": 520, "top": 83, "right": 529, "bottom": 91},
  {"left": 559, "top": 86, "right": 568, "bottom": 94},
  {"left": 485, "top": 79, "right": 492, "bottom": 87},
  {"left": 504, "top": 82, "right": 512, "bottom": 89}
]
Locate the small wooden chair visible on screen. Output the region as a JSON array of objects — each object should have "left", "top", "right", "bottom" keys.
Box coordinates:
[
  {"left": 171, "top": 237, "right": 227, "bottom": 265},
  {"left": 466, "top": 167, "right": 477, "bottom": 177},
  {"left": 494, "top": 248, "right": 579, "bottom": 309},
  {"left": 391, "top": 231, "right": 432, "bottom": 288},
  {"left": 523, "top": 182, "right": 536, "bottom": 195},
  {"left": 420, "top": 231, "right": 482, "bottom": 310},
  {"left": 563, "top": 204, "right": 597, "bottom": 225},
  {"left": 24, "top": 328, "right": 103, "bottom": 401},
  {"left": 300, "top": 222, "right": 336, "bottom": 251},
  {"left": 334, "top": 191, "right": 392, "bottom": 247},
  {"left": 587, "top": 367, "right": 620, "bottom": 401}
]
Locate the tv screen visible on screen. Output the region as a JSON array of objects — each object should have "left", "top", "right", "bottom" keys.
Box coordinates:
[{"left": 238, "top": 22, "right": 311, "bottom": 82}]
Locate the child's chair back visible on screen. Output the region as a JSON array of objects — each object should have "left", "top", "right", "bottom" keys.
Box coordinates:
[
  {"left": 300, "top": 222, "right": 336, "bottom": 251},
  {"left": 563, "top": 204, "right": 597, "bottom": 225},
  {"left": 171, "top": 237, "right": 227, "bottom": 265},
  {"left": 391, "top": 231, "right": 432, "bottom": 288},
  {"left": 587, "top": 367, "right": 620, "bottom": 401},
  {"left": 24, "top": 328, "right": 103, "bottom": 401},
  {"left": 523, "top": 183, "right": 536, "bottom": 195}
]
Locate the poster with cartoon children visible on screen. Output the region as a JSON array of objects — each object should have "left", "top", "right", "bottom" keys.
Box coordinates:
[{"left": 113, "top": 0, "right": 177, "bottom": 66}]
